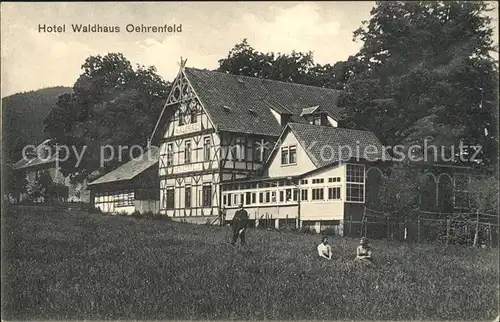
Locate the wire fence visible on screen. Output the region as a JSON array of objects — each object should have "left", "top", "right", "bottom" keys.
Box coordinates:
[{"left": 343, "top": 208, "right": 499, "bottom": 247}]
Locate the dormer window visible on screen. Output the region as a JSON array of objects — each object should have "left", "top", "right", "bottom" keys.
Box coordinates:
[
  {"left": 309, "top": 115, "right": 322, "bottom": 125},
  {"left": 301, "top": 106, "right": 326, "bottom": 126}
]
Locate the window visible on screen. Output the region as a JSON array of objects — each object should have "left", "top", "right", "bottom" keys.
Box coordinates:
[
  {"left": 114, "top": 190, "right": 134, "bottom": 206},
  {"left": 259, "top": 192, "right": 264, "bottom": 203},
  {"left": 184, "top": 141, "right": 192, "bottom": 164},
  {"left": 279, "top": 191, "right": 284, "bottom": 202},
  {"left": 346, "top": 164, "right": 365, "bottom": 202},
  {"left": 271, "top": 191, "right": 276, "bottom": 202},
  {"left": 281, "top": 147, "right": 289, "bottom": 164},
  {"left": 281, "top": 145, "right": 297, "bottom": 165},
  {"left": 312, "top": 188, "right": 324, "bottom": 200},
  {"left": 328, "top": 187, "right": 341, "bottom": 200},
  {"left": 328, "top": 177, "right": 340, "bottom": 183},
  {"left": 347, "top": 164, "right": 364, "bottom": 183},
  {"left": 265, "top": 191, "right": 270, "bottom": 203},
  {"left": 300, "top": 179, "right": 308, "bottom": 185},
  {"left": 223, "top": 194, "right": 227, "bottom": 206},
  {"left": 286, "top": 189, "right": 292, "bottom": 201},
  {"left": 312, "top": 178, "right": 325, "bottom": 184},
  {"left": 227, "top": 193, "right": 232, "bottom": 206},
  {"left": 301, "top": 189, "right": 308, "bottom": 201},
  {"left": 235, "top": 139, "right": 246, "bottom": 161},
  {"left": 202, "top": 185, "right": 212, "bottom": 207},
  {"left": 185, "top": 186, "right": 191, "bottom": 208},
  {"left": 165, "top": 188, "right": 175, "bottom": 209},
  {"left": 293, "top": 189, "right": 299, "bottom": 201},
  {"left": 190, "top": 108, "right": 197, "bottom": 123},
  {"left": 245, "top": 192, "right": 251, "bottom": 205},
  {"left": 251, "top": 193, "right": 256, "bottom": 204},
  {"left": 289, "top": 146, "right": 297, "bottom": 164},
  {"left": 179, "top": 104, "right": 186, "bottom": 126},
  {"left": 203, "top": 137, "right": 211, "bottom": 161},
  {"left": 166, "top": 143, "right": 173, "bottom": 166},
  {"left": 308, "top": 114, "right": 322, "bottom": 125}
]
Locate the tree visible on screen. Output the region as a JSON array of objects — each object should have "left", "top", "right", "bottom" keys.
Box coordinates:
[
  {"left": 378, "top": 161, "right": 425, "bottom": 218},
  {"left": 44, "top": 53, "right": 170, "bottom": 180},
  {"left": 469, "top": 174, "right": 499, "bottom": 216},
  {"left": 5, "top": 166, "right": 28, "bottom": 204},
  {"left": 339, "top": 1, "right": 498, "bottom": 168},
  {"left": 217, "top": 39, "right": 354, "bottom": 89}
]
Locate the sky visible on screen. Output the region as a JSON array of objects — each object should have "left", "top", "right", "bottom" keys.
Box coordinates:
[{"left": 1, "top": 1, "right": 498, "bottom": 98}]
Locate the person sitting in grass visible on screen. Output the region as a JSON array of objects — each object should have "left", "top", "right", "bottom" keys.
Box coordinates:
[
  {"left": 317, "top": 236, "right": 332, "bottom": 260},
  {"left": 355, "top": 237, "right": 374, "bottom": 267}
]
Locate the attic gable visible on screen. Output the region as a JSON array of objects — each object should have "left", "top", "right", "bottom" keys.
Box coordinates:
[{"left": 150, "top": 67, "right": 217, "bottom": 143}]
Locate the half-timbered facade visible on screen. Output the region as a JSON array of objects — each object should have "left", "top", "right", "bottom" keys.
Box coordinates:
[
  {"left": 150, "top": 64, "right": 343, "bottom": 223},
  {"left": 88, "top": 149, "right": 159, "bottom": 214}
]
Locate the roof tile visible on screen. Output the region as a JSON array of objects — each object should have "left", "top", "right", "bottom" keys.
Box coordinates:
[{"left": 184, "top": 68, "right": 342, "bottom": 136}]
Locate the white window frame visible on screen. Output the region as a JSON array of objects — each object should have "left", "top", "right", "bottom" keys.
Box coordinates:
[
  {"left": 281, "top": 145, "right": 297, "bottom": 166},
  {"left": 203, "top": 137, "right": 211, "bottom": 161},
  {"left": 184, "top": 140, "right": 192, "bottom": 164},
  {"left": 328, "top": 186, "right": 341, "bottom": 200},
  {"left": 346, "top": 163, "right": 365, "bottom": 203}
]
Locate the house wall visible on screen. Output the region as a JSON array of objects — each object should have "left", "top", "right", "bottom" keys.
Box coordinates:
[
  {"left": 267, "top": 131, "right": 316, "bottom": 178},
  {"left": 135, "top": 200, "right": 160, "bottom": 213},
  {"left": 223, "top": 163, "right": 346, "bottom": 223},
  {"left": 91, "top": 165, "right": 159, "bottom": 214},
  {"left": 157, "top": 70, "right": 274, "bottom": 221},
  {"left": 19, "top": 163, "right": 89, "bottom": 203}
]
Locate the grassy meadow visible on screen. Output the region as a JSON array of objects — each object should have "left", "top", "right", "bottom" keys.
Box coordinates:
[{"left": 2, "top": 206, "right": 499, "bottom": 320}]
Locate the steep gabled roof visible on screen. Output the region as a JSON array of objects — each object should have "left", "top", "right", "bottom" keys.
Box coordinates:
[
  {"left": 288, "top": 123, "right": 391, "bottom": 168},
  {"left": 266, "top": 123, "right": 391, "bottom": 170},
  {"left": 88, "top": 149, "right": 159, "bottom": 186},
  {"left": 13, "top": 139, "right": 57, "bottom": 170},
  {"left": 183, "top": 68, "right": 342, "bottom": 136}
]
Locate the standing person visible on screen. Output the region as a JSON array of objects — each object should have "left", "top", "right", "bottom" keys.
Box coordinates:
[
  {"left": 231, "top": 202, "right": 249, "bottom": 245},
  {"left": 355, "top": 237, "right": 374, "bottom": 267},
  {"left": 220, "top": 206, "right": 226, "bottom": 227},
  {"left": 317, "top": 236, "right": 332, "bottom": 260}
]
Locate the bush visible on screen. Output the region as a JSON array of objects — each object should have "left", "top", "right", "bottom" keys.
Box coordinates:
[
  {"left": 130, "top": 210, "right": 142, "bottom": 218},
  {"left": 89, "top": 207, "right": 102, "bottom": 214},
  {"left": 299, "top": 226, "right": 316, "bottom": 234},
  {"left": 322, "top": 227, "right": 337, "bottom": 236}
]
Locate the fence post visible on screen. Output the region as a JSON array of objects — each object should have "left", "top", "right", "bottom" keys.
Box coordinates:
[
  {"left": 349, "top": 214, "right": 352, "bottom": 237},
  {"left": 473, "top": 210, "right": 480, "bottom": 248},
  {"left": 446, "top": 217, "right": 451, "bottom": 245},
  {"left": 364, "top": 217, "right": 368, "bottom": 237},
  {"left": 488, "top": 222, "right": 492, "bottom": 247},
  {"left": 360, "top": 207, "right": 366, "bottom": 238}
]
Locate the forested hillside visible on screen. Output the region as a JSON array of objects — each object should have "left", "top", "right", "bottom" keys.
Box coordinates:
[{"left": 2, "top": 86, "right": 73, "bottom": 163}]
